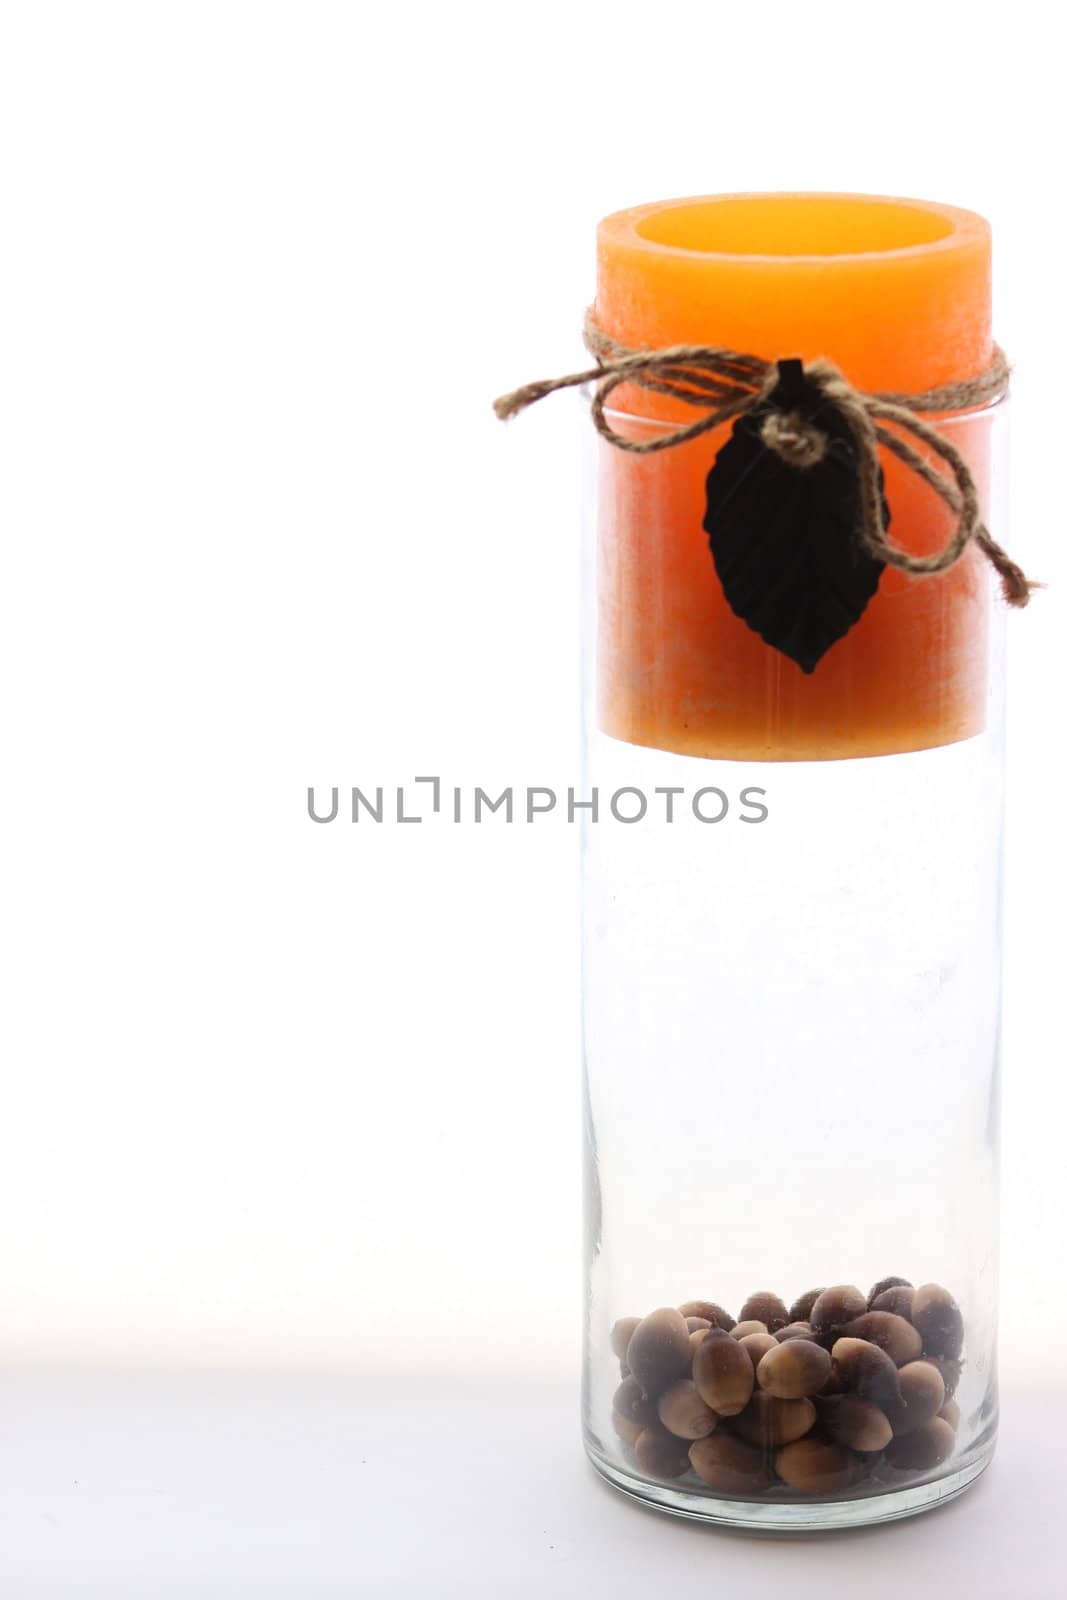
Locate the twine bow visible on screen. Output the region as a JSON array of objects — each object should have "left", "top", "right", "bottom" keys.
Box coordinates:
[{"left": 494, "top": 311, "right": 1034, "bottom": 607}]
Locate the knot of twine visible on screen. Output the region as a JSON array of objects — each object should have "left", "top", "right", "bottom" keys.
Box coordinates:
[{"left": 494, "top": 311, "right": 1034, "bottom": 607}]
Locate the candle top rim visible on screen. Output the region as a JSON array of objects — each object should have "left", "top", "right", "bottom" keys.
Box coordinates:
[{"left": 601, "top": 192, "right": 989, "bottom": 266}]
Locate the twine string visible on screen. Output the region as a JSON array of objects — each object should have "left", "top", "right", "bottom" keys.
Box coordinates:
[{"left": 494, "top": 311, "right": 1033, "bottom": 607}]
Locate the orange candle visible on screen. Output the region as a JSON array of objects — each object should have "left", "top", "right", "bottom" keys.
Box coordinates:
[{"left": 595, "top": 193, "right": 997, "bottom": 760}]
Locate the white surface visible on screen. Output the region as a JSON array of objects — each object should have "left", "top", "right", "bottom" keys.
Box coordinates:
[{"left": 0, "top": 1371, "right": 1061, "bottom": 1597}]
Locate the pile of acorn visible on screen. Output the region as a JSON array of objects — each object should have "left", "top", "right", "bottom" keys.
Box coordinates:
[{"left": 611, "top": 1278, "right": 964, "bottom": 1496}]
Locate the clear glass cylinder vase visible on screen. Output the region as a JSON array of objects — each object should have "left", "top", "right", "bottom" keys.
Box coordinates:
[{"left": 578, "top": 194, "right": 1008, "bottom": 1533}]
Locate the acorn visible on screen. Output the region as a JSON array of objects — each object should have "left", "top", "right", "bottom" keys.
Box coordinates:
[
  {"left": 693, "top": 1327, "right": 755, "bottom": 1416},
  {"left": 939, "top": 1398, "right": 961, "bottom": 1431},
  {"left": 678, "top": 1300, "right": 736, "bottom": 1331},
  {"left": 831, "top": 1337, "right": 903, "bottom": 1408},
  {"left": 886, "top": 1360, "right": 945, "bottom": 1435},
  {"left": 847, "top": 1447, "right": 883, "bottom": 1485},
  {"left": 775, "top": 1438, "right": 854, "bottom": 1494},
  {"left": 656, "top": 1379, "right": 718, "bottom": 1441},
  {"left": 627, "top": 1308, "right": 693, "bottom": 1397},
  {"left": 925, "top": 1356, "right": 963, "bottom": 1400},
  {"left": 689, "top": 1432, "right": 772, "bottom": 1493},
  {"left": 817, "top": 1394, "right": 893, "bottom": 1453},
  {"left": 610, "top": 1316, "right": 640, "bottom": 1360},
  {"left": 685, "top": 1316, "right": 712, "bottom": 1333},
  {"left": 757, "top": 1337, "right": 832, "bottom": 1399},
  {"left": 870, "top": 1285, "right": 915, "bottom": 1321},
  {"left": 739, "top": 1292, "right": 789, "bottom": 1332},
  {"left": 811, "top": 1286, "right": 867, "bottom": 1337},
  {"left": 612, "top": 1411, "right": 644, "bottom": 1449},
  {"left": 733, "top": 1391, "right": 816, "bottom": 1448},
  {"left": 690, "top": 1329, "right": 710, "bottom": 1356},
  {"left": 911, "top": 1284, "right": 964, "bottom": 1360},
  {"left": 886, "top": 1416, "right": 955, "bottom": 1473},
  {"left": 843, "top": 1311, "right": 922, "bottom": 1366},
  {"left": 867, "top": 1275, "right": 912, "bottom": 1308},
  {"left": 789, "top": 1288, "right": 825, "bottom": 1323},
  {"left": 613, "top": 1375, "right": 659, "bottom": 1428},
  {"left": 731, "top": 1319, "right": 769, "bottom": 1340},
  {"left": 634, "top": 1424, "right": 692, "bottom": 1479},
  {"left": 739, "top": 1331, "right": 779, "bottom": 1366},
  {"left": 775, "top": 1321, "right": 821, "bottom": 1344}
]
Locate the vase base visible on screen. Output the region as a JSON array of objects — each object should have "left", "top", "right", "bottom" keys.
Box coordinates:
[{"left": 586, "top": 1437, "right": 994, "bottom": 1532}]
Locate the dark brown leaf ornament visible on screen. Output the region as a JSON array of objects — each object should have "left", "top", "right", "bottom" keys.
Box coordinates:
[{"left": 703, "top": 359, "right": 888, "bottom": 674}]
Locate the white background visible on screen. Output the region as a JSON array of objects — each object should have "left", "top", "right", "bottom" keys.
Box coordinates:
[{"left": 0, "top": 1, "right": 1064, "bottom": 1593}]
